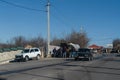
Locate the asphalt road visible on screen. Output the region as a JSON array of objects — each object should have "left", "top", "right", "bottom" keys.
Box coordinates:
[{"left": 0, "top": 54, "right": 120, "bottom": 80}]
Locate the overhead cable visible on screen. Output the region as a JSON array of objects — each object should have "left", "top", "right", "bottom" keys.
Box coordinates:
[
  {"left": 0, "top": 0, "right": 46, "bottom": 12},
  {"left": 51, "top": 5, "right": 72, "bottom": 27}
]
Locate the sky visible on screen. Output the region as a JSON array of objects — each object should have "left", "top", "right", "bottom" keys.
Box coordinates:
[{"left": 0, "top": 0, "right": 120, "bottom": 47}]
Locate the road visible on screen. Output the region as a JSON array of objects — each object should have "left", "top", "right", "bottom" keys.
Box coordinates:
[{"left": 0, "top": 54, "right": 120, "bottom": 80}]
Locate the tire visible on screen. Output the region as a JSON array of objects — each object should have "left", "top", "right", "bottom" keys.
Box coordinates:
[
  {"left": 25, "top": 56, "right": 29, "bottom": 61},
  {"left": 90, "top": 57, "right": 93, "bottom": 61},
  {"left": 36, "top": 55, "right": 40, "bottom": 60},
  {"left": 88, "top": 57, "right": 91, "bottom": 61},
  {"left": 74, "top": 57, "right": 78, "bottom": 61},
  {"left": 15, "top": 59, "right": 19, "bottom": 62},
  {"left": 88, "top": 57, "right": 93, "bottom": 61}
]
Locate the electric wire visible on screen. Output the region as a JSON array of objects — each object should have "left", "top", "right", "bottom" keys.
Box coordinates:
[
  {"left": 51, "top": 5, "right": 73, "bottom": 28},
  {"left": 51, "top": 5, "right": 114, "bottom": 44},
  {"left": 0, "top": 0, "right": 46, "bottom": 12},
  {"left": 37, "top": 0, "right": 46, "bottom": 5},
  {"left": 50, "top": 5, "right": 75, "bottom": 39},
  {"left": 39, "top": 0, "right": 46, "bottom": 4}
]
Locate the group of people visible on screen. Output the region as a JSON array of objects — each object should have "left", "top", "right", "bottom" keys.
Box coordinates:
[{"left": 52, "top": 46, "right": 76, "bottom": 58}]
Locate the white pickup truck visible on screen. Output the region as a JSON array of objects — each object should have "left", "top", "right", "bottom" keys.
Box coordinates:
[{"left": 15, "top": 48, "right": 41, "bottom": 61}]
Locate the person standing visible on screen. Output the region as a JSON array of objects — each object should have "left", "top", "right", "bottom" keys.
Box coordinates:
[
  {"left": 53, "top": 48, "right": 57, "bottom": 57},
  {"left": 62, "top": 47, "right": 67, "bottom": 58}
]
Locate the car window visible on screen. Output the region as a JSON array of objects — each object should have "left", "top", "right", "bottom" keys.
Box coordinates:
[
  {"left": 35, "top": 49, "right": 39, "bottom": 52},
  {"left": 78, "top": 49, "right": 90, "bottom": 52},
  {"left": 21, "top": 49, "right": 30, "bottom": 53},
  {"left": 30, "top": 49, "right": 34, "bottom": 53}
]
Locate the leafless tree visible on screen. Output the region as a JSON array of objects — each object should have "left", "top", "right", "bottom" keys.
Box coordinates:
[
  {"left": 65, "top": 30, "right": 90, "bottom": 48},
  {"left": 51, "top": 37, "right": 65, "bottom": 46},
  {"left": 13, "top": 36, "right": 26, "bottom": 47},
  {"left": 51, "top": 30, "right": 90, "bottom": 48},
  {"left": 113, "top": 38, "right": 120, "bottom": 50},
  {"left": 28, "top": 36, "right": 46, "bottom": 47},
  {"left": 0, "top": 29, "right": 90, "bottom": 49}
]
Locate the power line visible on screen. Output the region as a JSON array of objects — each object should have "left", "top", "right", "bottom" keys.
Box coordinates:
[
  {"left": 0, "top": 0, "right": 46, "bottom": 12},
  {"left": 33, "top": 0, "right": 46, "bottom": 5},
  {"left": 51, "top": 5, "right": 73, "bottom": 28},
  {"left": 39, "top": 0, "right": 46, "bottom": 4}
]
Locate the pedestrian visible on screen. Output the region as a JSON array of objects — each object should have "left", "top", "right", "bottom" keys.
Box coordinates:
[
  {"left": 59, "top": 48, "right": 63, "bottom": 58},
  {"left": 69, "top": 48, "right": 75, "bottom": 58},
  {"left": 63, "top": 47, "right": 67, "bottom": 58},
  {"left": 53, "top": 48, "right": 57, "bottom": 57}
]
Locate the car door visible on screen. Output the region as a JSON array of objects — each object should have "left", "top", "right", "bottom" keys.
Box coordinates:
[
  {"left": 30, "top": 49, "right": 35, "bottom": 58},
  {"left": 34, "top": 48, "right": 40, "bottom": 56}
]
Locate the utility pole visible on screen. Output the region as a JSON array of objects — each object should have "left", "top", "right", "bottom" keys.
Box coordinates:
[
  {"left": 80, "top": 26, "right": 83, "bottom": 33},
  {"left": 46, "top": 0, "right": 51, "bottom": 57}
]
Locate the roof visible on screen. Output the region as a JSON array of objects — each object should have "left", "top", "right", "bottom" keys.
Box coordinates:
[{"left": 89, "top": 44, "right": 103, "bottom": 49}]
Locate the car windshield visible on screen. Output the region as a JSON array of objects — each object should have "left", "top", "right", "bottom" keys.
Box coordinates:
[
  {"left": 78, "top": 49, "right": 90, "bottom": 53},
  {"left": 21, "top": 49, "right": 30, "bottom": 53}
]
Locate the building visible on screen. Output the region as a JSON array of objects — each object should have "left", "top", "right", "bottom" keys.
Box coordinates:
[{"left": 88, "top": 44, "right": 103, "bottom": 53}]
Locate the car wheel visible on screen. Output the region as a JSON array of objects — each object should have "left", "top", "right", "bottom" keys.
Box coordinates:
[
  {"left": 25, "top": 56, "right": 29, "bottom": 61},
  {"left": 36, "top": 55, "right": 40, "bottom": 60},
  {"left": 74, "top": 57, "right": 78, "bottom": 61},
  {"left": 88, "top": 57, "right": 91, "bottom": 61},
  {"left": 90, "top": 57, "right": 93, "bottom": 61}
]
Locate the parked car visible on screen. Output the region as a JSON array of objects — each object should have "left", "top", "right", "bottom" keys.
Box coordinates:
[
  {"left": 74, "top": 48, "right": 93, "bottom": 61},
  {"left": 110, "top": 50, "right": 118, "bottom": 53},
  {"left": 15, "top": 48, "right": 41, "bottom": 62}
]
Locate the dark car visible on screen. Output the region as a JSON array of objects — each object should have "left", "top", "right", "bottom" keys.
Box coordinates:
[{"left": 74, "top": 48, "right": 93, "bottom": 61}]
